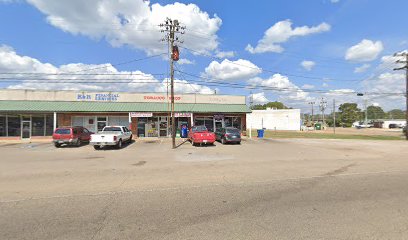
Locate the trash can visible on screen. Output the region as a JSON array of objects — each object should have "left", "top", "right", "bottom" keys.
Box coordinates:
[
  {"left": 181, "top": 125, "right": 188, "bottom": 138},
  {"left": 257, "top": 129, "right": 264, "bottom": 138},
  {"left": 315, "top": 123, "right": 322, "bottom": 130}
]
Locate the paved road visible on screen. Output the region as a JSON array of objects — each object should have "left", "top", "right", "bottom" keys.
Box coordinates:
[{"left": 1, "top": 139, "right": 408, "bottom": 239}]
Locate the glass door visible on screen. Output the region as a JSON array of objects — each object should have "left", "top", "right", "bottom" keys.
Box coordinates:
[
  {"left": 159, "top": 117, "right": 168, "bottom": 137},
  {"left": 21, "top": 121, "right": 31, "bottom": 139}
]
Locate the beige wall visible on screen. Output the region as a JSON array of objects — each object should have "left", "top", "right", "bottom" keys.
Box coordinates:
[{"left": 0, "top": 89, "right": 246, "bottom": 105}]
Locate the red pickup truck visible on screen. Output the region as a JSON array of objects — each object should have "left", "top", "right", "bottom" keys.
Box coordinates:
[{"left": 188, "top": 125, "right": 216, "bottom": 146}]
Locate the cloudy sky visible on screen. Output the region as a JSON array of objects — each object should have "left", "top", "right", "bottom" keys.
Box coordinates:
[{"left": 0, "top": 0, "right": 407, "bottom": 111}]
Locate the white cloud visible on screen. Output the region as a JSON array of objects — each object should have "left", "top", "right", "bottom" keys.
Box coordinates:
[
  {"left": 322, "top": 82, "right": 329, "bottom": 87},
  {"left": 177, "top": 58, "right": 195, "bottom": 65},
  {"left": 378, "top": 52, "right": 407, "bottom": 71},
  {"left": 204, "top": 59, "right": 261, "bottom": 81},
  {"left": 345, "top": 39, "right": 384, "bottom": 62},
  {"left": 0, "top": 44, "right": 215, "bottom": 94},
  {"left": 247, "top": 74, "right": 311, "bottom": 101},
  {"left": 302, "top": 84, "right": 315, "bottom": 89},
  {"left": 250, "top": 92, "right": 269, "bottom": 104},
  {"left": 354, "top": 64, "right": 370, "bottom": 73},
  {"left": 301, "top": 60, "right": 316, "bottom": 71},
  {"left": 215, "top": 50, "right": 235, "bottom": 59},
  {"left": 155, "top": 79, "right": 214, "bottom": 94},
  {"left": 26, "top": 0, "right": 222, "bottom": 55},
  {"left": 246, "top": 20, "right": 331, "bottom": 54}
]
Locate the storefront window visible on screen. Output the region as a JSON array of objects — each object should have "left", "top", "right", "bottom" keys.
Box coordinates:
[
  {"left": 223, "top": 117, "right": 242, "bottom": 130},
  {"left": 31, "top": 116, "right": 45, "bottom": 136},
  {"left": 0, "top": 116, "right": 6, "bottom": 136},
  {"left": 194, "top": 117, "right": 214, "bottom": 132},
  {"left": 7, "top": 115, "right": 20, "bottom": 137},
  {"left": 45, "top": 115, "right": 54, "bottom": 135},
  {"left": 232, "top": 117, "right": 241, "bottom": 129}
]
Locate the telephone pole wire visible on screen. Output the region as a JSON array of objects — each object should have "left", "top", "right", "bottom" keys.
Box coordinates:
[
  {"left": 160, "top": 18, "right": 185, "bottom": 148},
  {"left": 393, "top": 51, "right": 408, "bottom": 140}
]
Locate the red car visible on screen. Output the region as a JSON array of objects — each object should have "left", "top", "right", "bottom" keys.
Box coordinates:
[
  {"left": 188, "top": 125, "right": 216, "bottom": 146},
  {"left": 52, "top": 126, "right": 93, "bottom": 147}
]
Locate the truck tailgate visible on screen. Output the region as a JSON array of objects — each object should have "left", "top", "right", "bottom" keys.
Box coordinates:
[{"left": 91, "top": 134, "right": 115, "bottom": 143}]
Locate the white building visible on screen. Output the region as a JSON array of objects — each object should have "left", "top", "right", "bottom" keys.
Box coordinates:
[
  {"left": 382, "top": 120, "right": 406, "bottom": 129},
  {"left": 246, "top": 108, "right": 301, "bottom": 131}
]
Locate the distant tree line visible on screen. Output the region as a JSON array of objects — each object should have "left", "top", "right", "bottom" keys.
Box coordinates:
[
  {"left": 250, "top": 101, "right": 289, "bottom": 110},
  {"left": 323, "top": 103, "right": 406, "bottom": 127}
]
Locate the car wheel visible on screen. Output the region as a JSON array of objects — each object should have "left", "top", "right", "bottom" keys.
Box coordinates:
[
  {"left": 93, "top": 145, "right": 100, "bottom": 150},
  {"left": 221, "top": 138, "right": 226, "bottom": 145},
  {"left": 237, "top": 141, "right": 241, "bottom": 145},
  {"left": 54, "top": 143, "right": 61, "bottom": 148},
  {"left": 116, "top": 139, "right": 122, "bottom": 149},
  {"left": 76, "top": 139, "right": 82, "bottom": 147}
]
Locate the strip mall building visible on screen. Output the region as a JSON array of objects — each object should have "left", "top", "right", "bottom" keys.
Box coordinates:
[{"left": 0, "top": 89, "right": 250, "bottom": 140}]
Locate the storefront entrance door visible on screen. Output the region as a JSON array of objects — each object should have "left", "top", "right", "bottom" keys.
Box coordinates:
[
  {"left": 214, "top": 120, "right": 223, "bottom": 132},
  {"left": 21, "top": 121, "right": 31, "bottom": 139}
]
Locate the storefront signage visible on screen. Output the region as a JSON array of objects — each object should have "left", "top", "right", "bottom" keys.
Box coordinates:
[
  {"left": 76, "top": 93, "right": 120, "bottom": 101},
  {"left": 130, "top": 112, "right": 153, "bottom": 117},
  {"left": 175, "top": 112, "right": 191, "bottom": 117},
  {"left": 143, "top": 95, "right": 181, "bottom": 101}
]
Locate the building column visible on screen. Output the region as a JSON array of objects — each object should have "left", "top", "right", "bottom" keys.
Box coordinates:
[
  {"left": 128, "top": 112, "right": 132, "bottom": 130},
  {"left": 53, "top": 112, "right": 57, "bottom": 130},
  {"left": 190, "top": 113, "right": 194, "bottom": 127}
]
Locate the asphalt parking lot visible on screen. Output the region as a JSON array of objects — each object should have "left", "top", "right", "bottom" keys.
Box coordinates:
[{"left": 1, "top": 138, "right": 408, "bottom": 239}]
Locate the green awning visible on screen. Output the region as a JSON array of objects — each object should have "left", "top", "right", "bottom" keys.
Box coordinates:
[{"left": 0, "top": 100, "right": 251, "bottom": 113}]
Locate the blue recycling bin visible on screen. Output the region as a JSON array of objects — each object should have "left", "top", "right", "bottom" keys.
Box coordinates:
[
  {"left": 181, "top": 126, "right": 188, "bottom": 138},
  {"left": 257, "top": 129, "right": 264, "bottom": 138}
]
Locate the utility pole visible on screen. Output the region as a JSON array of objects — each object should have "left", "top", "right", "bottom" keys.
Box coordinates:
[
  {"left": 333, "top": 99, "right": 336, "bottom": 134},
  {"left": 308, "top": 101, "right": 315, "bottom": 123},
  {"left": 160, "top": 18, "right": 185, "bottom": 148},
  {"left": 394, "top": 51, "right": 408, "bottom": 140},
  {"left": 319, "top": 97, "right": 327, "bottom": 129},
  {"left": 364, "top": 99, "right": 368, "bottom": 124}
]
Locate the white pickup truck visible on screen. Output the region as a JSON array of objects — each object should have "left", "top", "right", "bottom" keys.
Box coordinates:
[{"left": 90, "top": 126, "right": 133, "bottom": 150}]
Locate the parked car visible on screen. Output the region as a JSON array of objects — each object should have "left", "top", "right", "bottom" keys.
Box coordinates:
[
  {"left": 188, "top": 125, "right": 216, "bottom": 146},
  {"left": 215, "top": 127, "right": 241, "bottom": 144},
  {"left": 353, "top": 121, "right": 373, "bottom": 129},
  {"left": 403, "top": 126, "right": 407, "bottom": 134},
  {"left": 90, "top": 126, "right": 132, "bottom": 150},
  {"left": 52, "top": 126, "right": 93, "bottom": 148}
]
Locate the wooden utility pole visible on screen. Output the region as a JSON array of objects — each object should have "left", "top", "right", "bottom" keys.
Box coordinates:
[
  {"left": 308, "top": 101, "right": 315, "bottom": 123},
  {"left": 160, "top": 18, "right": 185, "bottom": 148},
  {"left": 393, "top": 52, "right": 408, "bottom": 140}
]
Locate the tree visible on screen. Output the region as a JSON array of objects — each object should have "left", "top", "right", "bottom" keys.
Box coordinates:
[
  {"left": 338, "top": 103, "right": 361, "bottom": 127},
  {"left": 387, "top": 109, "right": 405, "bottom": 119},
  {"left": 366, "top": 106, "right": 385, "bottom": 120},
  {"left": 250, "top": 101, "right": 288, "bottom": 110}
]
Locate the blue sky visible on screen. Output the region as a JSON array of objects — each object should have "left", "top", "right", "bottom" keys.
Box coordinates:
[{"left": 0, "top": 0, "right": 407, "bottom": 111}]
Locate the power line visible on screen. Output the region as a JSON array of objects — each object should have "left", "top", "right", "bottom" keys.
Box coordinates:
[{"left": 179, "top": 45, "right": 371, "bottom": 82}]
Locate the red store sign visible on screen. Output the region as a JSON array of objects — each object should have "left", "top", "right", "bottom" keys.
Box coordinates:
[{"left": 143, "top": 95, "right": 181, "bottom": 101}]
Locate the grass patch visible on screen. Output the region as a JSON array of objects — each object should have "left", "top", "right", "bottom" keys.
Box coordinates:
[{"left": 248, "top": 130, "right": 403, "bottom": 141}]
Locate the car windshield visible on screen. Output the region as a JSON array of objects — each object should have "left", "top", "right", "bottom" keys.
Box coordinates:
[
  {"left": 193, "top": 126, "right": 207, "bottom": 132},
  {"left": 226, "top": 128, "right": 240, "bottom": 134},
  {"left": 55, "top": 129, "right": 70, "bottom": 134},
  {"left": 103, "top": 127, "right": 122, "bottom": 132}
]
